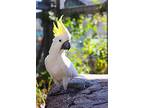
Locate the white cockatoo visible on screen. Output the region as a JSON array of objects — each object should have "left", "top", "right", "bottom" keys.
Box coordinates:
[{"left": 45, "top": 16, "right": 78, "bottom": 90}]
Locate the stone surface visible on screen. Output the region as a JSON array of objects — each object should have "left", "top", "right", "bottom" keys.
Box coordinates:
[{"left": 45, "top": 78, "right": 108, "bottom": 108}]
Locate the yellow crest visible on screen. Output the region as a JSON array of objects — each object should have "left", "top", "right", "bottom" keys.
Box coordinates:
[{"left": 53, "top": 16, "right": 69, "bottom": 37}]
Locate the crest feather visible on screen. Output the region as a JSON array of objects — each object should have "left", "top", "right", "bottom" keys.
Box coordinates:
[{"left": 53, "top": 16, "right": 70, "bottom": 37}]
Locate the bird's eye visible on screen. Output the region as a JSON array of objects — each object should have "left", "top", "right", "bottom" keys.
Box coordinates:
[{"left": 59, "top": 39, "right": 62, "bottom": 42}]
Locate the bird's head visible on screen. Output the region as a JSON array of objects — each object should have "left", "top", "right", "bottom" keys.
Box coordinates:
[{"left": 50, "top": 16, "right": 71, "bottom": 54}]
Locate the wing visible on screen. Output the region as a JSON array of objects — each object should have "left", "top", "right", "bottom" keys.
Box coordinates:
[
  {"left": 62, "top": 55, "right": 78, "bottom": 78},
  {"left": 67, "top": 62, "right": 78, "bottom": 78}
]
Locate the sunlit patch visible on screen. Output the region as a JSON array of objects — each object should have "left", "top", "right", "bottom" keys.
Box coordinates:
[{"left": 80, "top": 74, "right": 108, "bottom": 80}]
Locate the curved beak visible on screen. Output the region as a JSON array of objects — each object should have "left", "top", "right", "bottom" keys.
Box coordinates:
[{"left": 61, "top": 40, "right": 71, "bottom": 50}]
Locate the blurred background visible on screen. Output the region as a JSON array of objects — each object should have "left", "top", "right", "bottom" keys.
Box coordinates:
[{"left": 36, "top": 0, "right": 107, "bottom": 107}]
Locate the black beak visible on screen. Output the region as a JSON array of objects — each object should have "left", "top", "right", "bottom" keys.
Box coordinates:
[{"left": 61, "top": 40, "right": 71, "bottom": 50}]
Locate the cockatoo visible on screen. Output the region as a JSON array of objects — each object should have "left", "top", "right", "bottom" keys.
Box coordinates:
[{"left": 45, "top": 16, "right": 78, "bottom": 90}]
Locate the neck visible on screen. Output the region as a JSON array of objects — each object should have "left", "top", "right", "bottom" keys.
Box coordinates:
[{"left": 49, "top": 46, "right": 65, "bottom": 58}]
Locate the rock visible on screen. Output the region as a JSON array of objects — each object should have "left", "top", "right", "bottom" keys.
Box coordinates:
[{"left": 45, "top": 78, "right": 108, "bottom": 108}]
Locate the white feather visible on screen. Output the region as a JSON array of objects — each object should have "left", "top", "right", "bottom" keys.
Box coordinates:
[{"left": 45, "top": 37, "right": 78, "bottom": 90}]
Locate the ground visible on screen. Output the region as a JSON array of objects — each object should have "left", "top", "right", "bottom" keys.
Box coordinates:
[{"left": 45, "top": 77, "right": 108, "bottom": 108}]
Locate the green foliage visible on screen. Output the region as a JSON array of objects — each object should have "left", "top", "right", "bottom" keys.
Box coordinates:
[
  {"left": 36, "top": 71, "right": 53, "bottom": 108},
  {"left": 36, "top": 83, "right": 45, "bottom": 108},
  {"left": 64, "top": 13, "right": 108, "bottom": 74},
  {"left": 92, "top": 0, "right": 101, "bottom": 4}
]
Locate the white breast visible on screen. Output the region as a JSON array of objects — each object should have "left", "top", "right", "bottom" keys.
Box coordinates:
[
  {"left": 45, "top": 55, "right": 66, "bottom": 82},
  {"left": 45, "top": 53, "right": 78, "bottom": 83}
]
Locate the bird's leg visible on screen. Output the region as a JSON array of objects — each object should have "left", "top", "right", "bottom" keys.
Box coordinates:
[
  {"left": 48, "top": 79, "right": 62, "bottom": 96},
  {"left": 62, "top": 77, "right": 69, "bottom": 90},
  {"left": 53, "top": 79, "right": 60, "bottom": 86},
  {"left": 53, "top": 79, "right": 62, "bottom": 91}
]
